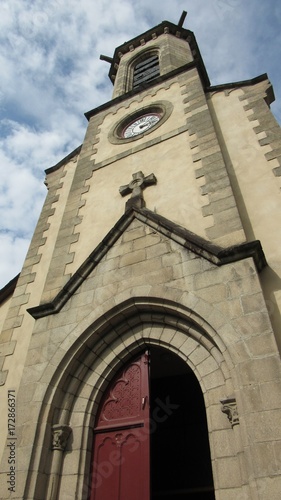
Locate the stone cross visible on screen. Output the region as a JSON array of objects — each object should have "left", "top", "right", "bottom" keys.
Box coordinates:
[{"left": 119, "top": 171, "right": 157, "bottom": 210}]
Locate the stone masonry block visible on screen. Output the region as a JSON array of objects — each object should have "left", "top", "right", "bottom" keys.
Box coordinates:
[
  {"left": 255, "top": 473, "right": 281, "bottom": 499},
  {"left": 161, "top": 252, "right": 181, "bottom": 268},
  {"left": 186, "top": 114, "right": 213, "bottom": 133},
  {"left": 216, "top": 457, "right": 242, "bottom": 489},
  {"left": 96, "top": 257, "right": 120, "bottom": 274},
  {"left": 208, "top": 186, "right": 235, "bottom": 203},
  {"left": 0, "top": 329, "right": 13, "bottom": 343},
  {"left": 122, "top": 226, "right": 146, "bottom": 242},
  {"left": 187, "top": 100, "right": 208, "bottom": 113},
  {"left": 212, "top": 429, "right": 236, "bottom": 458},
  {"left": 56, "top": 225, "right": 79, "bottom": 241},
  {"left": 202, "top": 196, "right": 236, "bottom": 216},
  {"left": 48, "top": 252, "right": 75, "bottom": 269},
  {"left": 203, "top": 168, "right": 229, "bottom": 185},
  {"left": 201, "top": 176, "right": 230, "bottom": 195},
  {"left": 3, "top": 315, "right": 23, "bottom": 330},
  {"left": 206, "top": 217, "right": 242, "bottom": 240},
  {"left": 241, "top": 292, "right": 266, "bottom": 315},
  {"left": 119, "top": 249, "right": 146, "bottom": 267},
  {"left": 102, "top": 266, "right": 132, "bottom": 286},
  {"left": 60, "top": 215, "right": 83, "bottom": 230},
  {"left": 231, "top": 311, "right": 272, "bottom": 338},
  {"left": 273, "top": 166, "right": 281, "bottom": 176},
  {"left": 239, "top": 383, "right": 263, "bottom": 413},
  {"left": 265, "top": 147, "right": 281, "bottom": 160},
  {"left": 12, "top": 283, "right": 27, "bottom": 298},
  {"left": 194, "top": 268, "right": 224, "bottom": 290},
  {"left": 139, "top": 239, "right": 166, "bottom": 257},
  {"left": 197, "top": 354, "right": 219, "bottom": 377},
  {"left": 260, "top": 380, "right": 281, "bottom": 409},
  {"left": 196, "top": 283, "right": 227, "bottom": 304},
  {"left": 55, "top": 233, "right": 79, "bottom": 248},
  {"left": 200, "top": 151, "right": 226, "bottom": 167},
  {"left": 120, "top": 267, "right": 174, "bottom": 290},
  {"left": 20, "top": 264, "right": 35, "bottom": 277},
  {"left": 107, "top": 240, "right": 133, "bottom": 259},
  {"left": 25, "top": 246, "right": 42, "bottom": 258},
  {"left": 182, "top": 258, "right": 202, "bottom": 276},
  {"left": 180, "top": 337, "right": 198, "bottom": 357},
  {"left": 0, "top": 341, "right": 16, "bottom": 357},
  {"left": 195, "top": 125, "right": 215, "bottom": 139},
  {"left": 239, "top": 356, "right": 281, "bottom": 386},
  {"left": 130, "top": 257, "right": 164, "bottom": 276},
  {"left": 5, "top": 305, "right": 21, "bottom": 320},
  {"left": 246, "top": 409, "right": 281, "bottom": 442},
  {"left": 190, "top": 132, "right": 216, "bottom": 148},
  {"left": 10, "top": 293, "right": 30, "bottom": 307},
  {"left": 0, "top": 370, "right": 8, "bottom": 385},
  {"left": 192, "top": 144, "right": 221, "bottom": 162},
  {"left": 202, "top": 368, "right": 225, "bottom": 390},
  {"left": 171, "top": 331, "right": 188, "bottom": 349},
  {"left": 188, "top": 345, "right": 210, "bottom": 365},
  {"left": 195, "top": 163, "right": 224, "bottom": 179},
  {"left": 196, "top": 137, "right": 220, "bottom": 153}
]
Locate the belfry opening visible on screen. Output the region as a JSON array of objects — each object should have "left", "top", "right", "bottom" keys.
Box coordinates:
[{"left": 90, "top": 347, "right": 215, "bottom": 499}]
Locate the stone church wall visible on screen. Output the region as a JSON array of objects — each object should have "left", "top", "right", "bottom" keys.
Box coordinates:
[{"left": 1, "top": 216, "right": 280, "bottom": 498}]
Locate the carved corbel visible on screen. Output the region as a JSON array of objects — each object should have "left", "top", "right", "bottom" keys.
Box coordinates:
[
  {"left": 47, "top": 424, "right": 72, "bottom": 500},
  {"left": 221, "top": 397, "right": 239, "bottom": 427},
  {"left": 51, "top": 424, "right": 72, "bottom": 451}
]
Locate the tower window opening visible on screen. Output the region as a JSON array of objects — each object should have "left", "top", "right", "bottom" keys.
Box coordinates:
[{"left": 133, "top": 55, "right": 160, "bottom": 88}]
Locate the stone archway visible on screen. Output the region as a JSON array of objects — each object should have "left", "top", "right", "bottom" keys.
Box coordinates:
[
  {"left": 24, "top": 298, "right": 244, "bottom": 500},
  {"left": 88, "top": 345, "right": 215, "bottom": 500}
]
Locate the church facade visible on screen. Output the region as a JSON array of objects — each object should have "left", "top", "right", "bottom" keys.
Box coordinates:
[{"left": 1, "top": 13, "right": 281, "bottom": 499}]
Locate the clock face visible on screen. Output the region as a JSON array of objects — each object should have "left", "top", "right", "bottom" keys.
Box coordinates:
[{"left": 122, "top": 113, "right": 161, "bottom": 138}]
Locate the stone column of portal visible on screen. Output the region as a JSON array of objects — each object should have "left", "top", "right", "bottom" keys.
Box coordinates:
[
  {"left": 46, "top": 424, "right": 72, "bottom": 500},
  {"left": 221, "top": 398, "right": 253, "bottom": 499}
]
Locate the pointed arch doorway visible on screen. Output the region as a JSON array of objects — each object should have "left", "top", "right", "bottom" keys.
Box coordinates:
[{"left": 90, "top": 347, "right": 215, "bottom": 499}]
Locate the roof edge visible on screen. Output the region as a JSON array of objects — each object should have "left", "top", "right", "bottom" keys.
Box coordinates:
[
  {"left": 0, "top": 274, "right": 19, "bottom": 306},
  {"left": 45, "top": 145, "right": 82, "bottom": 175},
  {"left": 207, "top": 73, "right": 275, "bottom": 105}
]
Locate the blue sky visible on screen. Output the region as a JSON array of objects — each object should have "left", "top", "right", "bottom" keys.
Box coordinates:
[{"left": 0, "top": 0, "right": 280, "bottom": 288}]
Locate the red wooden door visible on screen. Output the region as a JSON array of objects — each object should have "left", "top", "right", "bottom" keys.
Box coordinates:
[{"left": 90, "top": 353, "right": 150, "bottom": 500}]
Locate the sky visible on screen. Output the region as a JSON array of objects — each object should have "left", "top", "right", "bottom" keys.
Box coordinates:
[{"left": 0, "top": 0, "right": 280, "bottom": 288}]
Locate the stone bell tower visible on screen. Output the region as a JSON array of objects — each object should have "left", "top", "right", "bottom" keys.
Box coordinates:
[{"left": 1, "top": 12, "right": 281, "bottom": 500}]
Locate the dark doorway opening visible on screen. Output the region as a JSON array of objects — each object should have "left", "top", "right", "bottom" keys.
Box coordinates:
[{"left": 150, "top": 347, "right": 215, "bottom": 500}]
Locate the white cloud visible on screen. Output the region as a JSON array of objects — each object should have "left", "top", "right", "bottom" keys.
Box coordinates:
[{"left": 0, "top": 0, "right": 280, "bottom": 287}]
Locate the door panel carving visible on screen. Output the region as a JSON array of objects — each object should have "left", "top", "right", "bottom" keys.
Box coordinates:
[{"left": 90, "top": 353, "right": 150, "bottom": 500}]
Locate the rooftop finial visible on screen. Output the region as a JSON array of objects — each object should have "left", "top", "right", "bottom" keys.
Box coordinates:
[
  {"left": 178, "top": 10, "right": 187, "bottom": 28},
  {"left": 100, "top": 54, "right": 113, "bottom": 64}
]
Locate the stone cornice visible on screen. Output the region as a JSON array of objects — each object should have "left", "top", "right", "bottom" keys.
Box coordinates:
[
  {"left": 207, "top": 73, "right": 275, "bottom": 106},
  {"left": 85, "top": 60, "right": 206, "bottom": 121},
  {"left": 108, "top": 20, "right": 209, "bottom": 86}
]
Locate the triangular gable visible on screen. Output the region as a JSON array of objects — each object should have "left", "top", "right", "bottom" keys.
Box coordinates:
[{"left": 27, "top": 207, "right": 266, "bottom": 319}]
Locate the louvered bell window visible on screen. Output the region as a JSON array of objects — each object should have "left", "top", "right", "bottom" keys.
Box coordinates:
[{"left": 133, "top": 55, "right": 160, "bottom": 89}]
